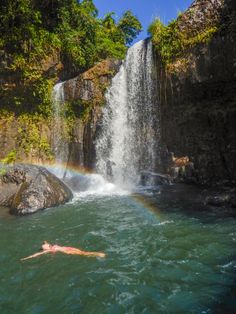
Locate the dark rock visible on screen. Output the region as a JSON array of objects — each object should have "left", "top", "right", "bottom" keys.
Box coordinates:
[
  {"left": 205, "top": 194, "right": 230, "bottom": 207},
  {"left": 158, "top": 0, "right": 236, "bottom": 186},
  {"left": 140, "top": 171, "right": 172, "bottom": 186},
  {"left": 230, "top": 195, "right": 236, "bottom": 207},
  {"left": 0, "top": 164, "right": 73, "bottom": 215}
]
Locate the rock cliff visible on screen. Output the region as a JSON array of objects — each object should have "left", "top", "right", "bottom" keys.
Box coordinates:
[
  {"left": 62, "top": 59, "right": 121, "bottom": 169},
  {"left": 157, "top": 0, "right": 236, "bottom": 186},
  {"left": 0, "top": 59, "right": 121, "bottom": 168}
]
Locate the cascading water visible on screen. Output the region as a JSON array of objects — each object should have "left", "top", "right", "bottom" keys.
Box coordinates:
[
  {"left": 51, "top": 82, "right": 69, "bottom": 177},
  {"left": 96, "top": 39, "right": 159, "bottom": 188},
  {"left": 51, "top": 40, "right": 158, "bottom": 193},
  {"left": 51, "top": 82, "right": 123, "bottom": 195}
]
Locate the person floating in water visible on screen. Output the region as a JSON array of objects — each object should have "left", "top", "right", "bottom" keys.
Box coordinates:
[{"left": 21, "top": 241, "right": 105, "bottom": 260}]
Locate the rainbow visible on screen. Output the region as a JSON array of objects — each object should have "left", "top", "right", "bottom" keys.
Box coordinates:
[
  {"left": 23, "top": 161, "right": 94, "bottom": 176},
  {"left": 18, "top": 161, "right": 163, "bottom": 218}
]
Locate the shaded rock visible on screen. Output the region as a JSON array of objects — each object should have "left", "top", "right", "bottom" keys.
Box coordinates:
[
  {"left": 205, "top": 194, "right": 230, "bottom": 207},
  {"left": 230, "top": 195, "right": 236, "bottom": 208},
  {"left": 0, "top": 164, "right": 73, "bottom": 215},
  {"left": 140, "top": 171, "right": 172, "bottom": 186},
  {"left": 158, "top": 0, "right": 236, "bottom": 186}
]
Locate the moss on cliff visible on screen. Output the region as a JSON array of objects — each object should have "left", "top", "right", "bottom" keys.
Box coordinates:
[
  {"left": 63, "top": 59, "right": 121, "bottom": 123},
  {"left": 0, "top": 109, "right": 54, "bottom": 163},
  {"left": 148, "top": 0, "right": 225, "bottom": 69},
  {"left": 149, "top": 18, "right": 218, "bottom": 67}
]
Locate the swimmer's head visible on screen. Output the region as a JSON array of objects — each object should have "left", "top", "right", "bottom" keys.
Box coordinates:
[{"left": 42, "top": 241, "right": 51, "bottom": 250}]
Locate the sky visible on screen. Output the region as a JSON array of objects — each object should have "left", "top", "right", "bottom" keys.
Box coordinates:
[{"left": 93, "top": 0, "right": 193, "bottom": 42}]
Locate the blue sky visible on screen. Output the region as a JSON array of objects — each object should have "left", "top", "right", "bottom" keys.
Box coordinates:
[{"left": 93, "top": 0, "right": 193, "bottom": 42}]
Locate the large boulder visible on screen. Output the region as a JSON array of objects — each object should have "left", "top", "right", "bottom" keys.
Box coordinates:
[{"left": 0, "top": 164, "right": 73, "bottom": 215}]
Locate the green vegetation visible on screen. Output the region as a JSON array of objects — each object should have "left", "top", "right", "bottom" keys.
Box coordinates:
[
  {"left": 0, "top": 0, "right": 141, "bottom": 161},
  {"left": 0, "top": 0, "right": 141, "bottom": 78},
  {"left": 1, "top": 150, "right": 17, "bottom": 165},
  {"left": 0, "top": 0, "right": 141, "bottom": 114},
  {"left": 17, "top": 113, "right": 53, "bottom": 160},
  {"left": 0, "top": 167, "right": 7, "bottom": 176},
  {"left": 148, "top": 19, "right": 182, "bottom": 66},
  {"left": 0, "top": 110, "right": 54, "bottom": 162},
  {"left": 148, "top": 17, "right": 218, "bottom": 66},
  {"left": 68, "top": 99, "right": 93, "bottom": 122}
]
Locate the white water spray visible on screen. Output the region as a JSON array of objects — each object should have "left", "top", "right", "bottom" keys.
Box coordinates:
[
  {"left": 51, "top": 82, "right": 69, "bottom": 177},
  {"left": 96, "top": 39, "right": 159, "bottom": 188},
  {"left": 51, "top": 82, "right": 127, "bottom": 195}
]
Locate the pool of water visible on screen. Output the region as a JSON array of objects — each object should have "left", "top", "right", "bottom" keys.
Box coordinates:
[{"left": 0, "top": 187, "right": 236, "bottom": 313}]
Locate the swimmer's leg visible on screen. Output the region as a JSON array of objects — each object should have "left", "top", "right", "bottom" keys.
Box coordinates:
[{"left": 70, "top": 249, "right": 105, "bottom": 258}]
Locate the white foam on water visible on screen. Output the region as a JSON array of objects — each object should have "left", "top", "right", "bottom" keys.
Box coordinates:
[
  {"left": 158, "top": 220, "right": 174, "bottom": 226},
  {"left": 47, "top": 165, "right": 130, "bottom": 201},
  {"left": 72, "top": 174, "right": 130, "bottom": 200}
]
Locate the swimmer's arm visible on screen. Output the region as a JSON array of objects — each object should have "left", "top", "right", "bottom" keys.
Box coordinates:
[{"left": 21, "top": 250, "right": 50, "bottom": 261}]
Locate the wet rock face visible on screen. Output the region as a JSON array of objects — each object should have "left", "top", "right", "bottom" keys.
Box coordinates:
[
  {"left": 158, "top": 0, "right": 236, "bottom": 186},
  {"left": 63, "top": 59, "right": 122, "bottom": 104},
  {"left": 0, "top": 164, "right": 73, "bottom": 215},
  {"left": 63, "top": 59, "right": 122, "bottom": 169}
]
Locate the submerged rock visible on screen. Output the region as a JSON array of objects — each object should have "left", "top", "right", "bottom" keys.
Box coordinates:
[
  {"left": 204, "top": 189, "right": 236, "bottom": 207},
  {"left": 0, "top": 164, "right": 73, "bottom": 215},
  {"left": 205, "top": 194, "right": 231, "bottom": 207},
  {"left": 230, "top": 195, "right": 236, "bottom": 208}
]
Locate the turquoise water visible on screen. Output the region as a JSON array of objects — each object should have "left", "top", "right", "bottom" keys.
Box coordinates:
[{"left": 0, "top": 189, "right": 236, "bottom": 313}]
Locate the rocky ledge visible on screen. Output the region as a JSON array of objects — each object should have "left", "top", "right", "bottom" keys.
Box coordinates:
[{"left": 0, "top": 164, "right": 73, "bottom": 215}]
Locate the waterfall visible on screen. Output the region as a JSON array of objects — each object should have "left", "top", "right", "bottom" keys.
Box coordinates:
[
  {"left": 51, "top": 82, "right": 69, "bottom": 176},
  {"left": 96, "top": 39, "right": 159, "bottom": 188}
]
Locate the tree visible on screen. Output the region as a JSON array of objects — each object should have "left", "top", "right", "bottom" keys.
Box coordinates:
[
  {"left": 118, "top": 10, "right": 142, "bottom": 45},
  {"left": 0, "top": 0, "right": 42, "bottom": 54},
  {"left": 96, "top": 10, "right": 142, "bottom": 60}
]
